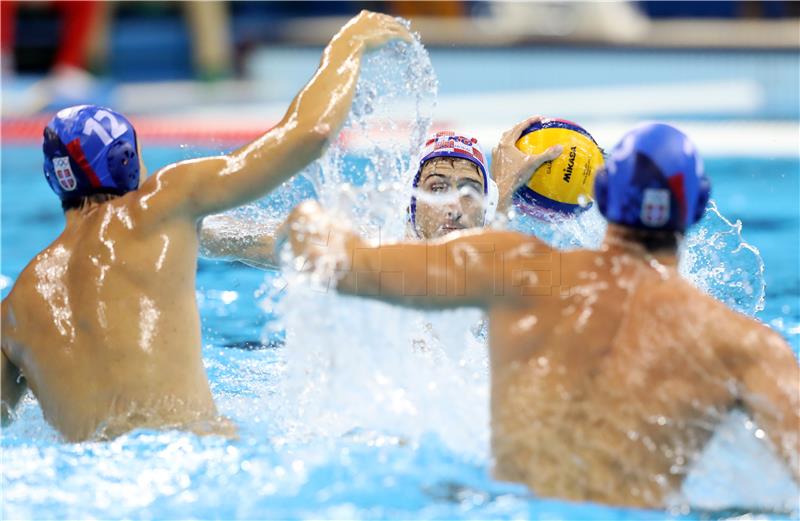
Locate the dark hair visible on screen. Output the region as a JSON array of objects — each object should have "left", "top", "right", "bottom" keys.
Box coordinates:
[
  {"left": 62, "top": 193, "right": 119, "bottom": 212},
  {"left": 422, "top": 156, "right": 478, "bottom": 171},
  {"left": 619, "top": 227, "right": 681, "bottom": 253}
]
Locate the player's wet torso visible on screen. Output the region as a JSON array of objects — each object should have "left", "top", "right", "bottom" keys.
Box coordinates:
[
  {"left": 2, "top": 196, "right": 225, "bottom": 442},
  {"left": 487, "top": 248, "right": 739, "bottom": 508}
]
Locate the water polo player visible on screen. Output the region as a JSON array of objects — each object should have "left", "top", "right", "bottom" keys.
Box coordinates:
[
  {"left": 0, "top": 11, "right": 414, "bottom": 441},
  {"left": 199, "top": 121, "right": 561, "bottom": 266},
  {"left": 284, "top": 121, "right": 798, "bottom": 509}
]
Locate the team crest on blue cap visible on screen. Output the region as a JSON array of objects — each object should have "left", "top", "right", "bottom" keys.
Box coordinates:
[
  {"left": 52, "top": 156, "right": 77, "bottom": 192},
  {"left": 640, "top": 188, "right": 670, "bottom": 227}
]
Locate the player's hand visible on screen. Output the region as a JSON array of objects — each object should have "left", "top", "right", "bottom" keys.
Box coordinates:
[
  {"left": 491, "top": 116, "right": 563, "bottom": 213},
  {"left": 283, "top": 200, "right": 355, "bottom": 274},
  {"left": 338, "top": 10, "right": 414, "bottom": 51},
  {"left": 283, "top": 200, "right": 326, "bottom": 262}
]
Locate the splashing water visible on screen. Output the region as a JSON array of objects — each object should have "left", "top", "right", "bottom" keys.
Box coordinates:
[
  {"left": 265, "top": 30, "right": 499, "bottom": 455},
  {"left": 305, "top": 31, "right": 438, "bottom": 240},
  {"left": 504, "top": 202, "right": 766, "bottom": 317},
  {"left": 203, "top": 27, "right": 437, "bottom": 250},
  {"left": 680, "top": 201, "right": 766, "bottom": 316},
  {"left": 260, "top": 30, "right": 773, "bottom": 475},
  {"left": 503, "top": 204, "right": 607, "bottom": 250},
  {"left": 272, "top": 287, "right": 490, "bottom": 455},
  {"left": 681, "top": 410, "right": 799, "bottom": 512}
]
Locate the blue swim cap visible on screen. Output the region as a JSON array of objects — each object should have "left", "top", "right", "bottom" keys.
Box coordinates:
[
  {"left": 594, "top": 123, "right": 710, "bottom": 232},
  {"left": 43, "top": 105, "right": 140, "bottom": 203}
]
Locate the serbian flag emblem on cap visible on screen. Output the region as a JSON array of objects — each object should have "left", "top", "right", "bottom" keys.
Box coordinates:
[{"left": 53, "top": 156, "right": 77, "bottom": 191}]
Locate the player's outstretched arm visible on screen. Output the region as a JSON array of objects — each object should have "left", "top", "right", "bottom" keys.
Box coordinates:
[
  {"left": 198, "top": 215, "right": 281, "bottom": 270},
  {"left": 140, "top": 11, "right": 412, "bottom": 221},
  {"left": 283, "top": 201, "right": 553, "bottom": 310}
]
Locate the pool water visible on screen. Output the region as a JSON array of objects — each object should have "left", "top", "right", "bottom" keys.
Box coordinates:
[{"left": 1, "top": 143, "right": 798, "bottom": 519}]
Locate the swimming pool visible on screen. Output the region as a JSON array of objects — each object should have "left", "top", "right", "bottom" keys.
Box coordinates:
[{"left": 2, "top": 138, "right": 798, "bottom": 518}]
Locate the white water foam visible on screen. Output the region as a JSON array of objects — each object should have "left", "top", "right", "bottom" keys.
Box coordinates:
[{"left": 263, "top": 29, "right": 497, "bottom": 456}]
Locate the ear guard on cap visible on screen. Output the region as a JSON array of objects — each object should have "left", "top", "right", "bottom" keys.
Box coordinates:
[{"left": 106, "top": 139, "right": 139, "bottom": 193}]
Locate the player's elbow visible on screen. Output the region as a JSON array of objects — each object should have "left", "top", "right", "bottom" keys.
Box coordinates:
[{"left": 285, "top": 119, "right": 334, "bottom": 158}]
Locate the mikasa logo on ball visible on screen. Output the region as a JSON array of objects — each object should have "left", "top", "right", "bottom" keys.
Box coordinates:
[
  {"left": 562, "top": 146, "right": 577, "bottom": 183},
  {"left": 53, "top": 156, "right": 77, "bottom": 191},
  {"left": 641, "top": 188, "right": 670, "bottom": 227}
]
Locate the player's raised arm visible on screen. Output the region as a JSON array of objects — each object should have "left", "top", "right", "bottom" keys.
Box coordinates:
[
  {"left": 283, "top": 201, "right": 554, "bottom": 310},
  {"left": 141, "top": 11, "right": 413, "bottom": 221}
]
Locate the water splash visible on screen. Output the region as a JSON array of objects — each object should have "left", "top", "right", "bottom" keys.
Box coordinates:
[
  {"left": 681, "top": 410, "right": 799, "bottom": 512},
  {"left": 204, "top": 28, "right": 437, "bottom": 248},
  {"left": 305, "top": 29, "right": 437, "bottom": 241},
  {"left": 503, "top": 204, "right": 607, "bottom": 250},
  {"left": 680, "top": 201, "right": 766, "bottom": 316},
  {"left": 271, "top": 287, "right": 489, "bottom": 455},
  {"left": 265, "top": 32, "right": 498, "bottom": 455},
  {"left": 504, "top": 202, "right": 766, "bottom": 317}
]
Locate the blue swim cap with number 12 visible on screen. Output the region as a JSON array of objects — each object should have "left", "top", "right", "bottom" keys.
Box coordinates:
[{"left": 43, "top": 105, "right": 140, "bottom": 203}]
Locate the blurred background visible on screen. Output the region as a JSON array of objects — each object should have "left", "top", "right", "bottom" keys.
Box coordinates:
[{"left": 1, "top": 0, "right": 798, "bottom": 154}]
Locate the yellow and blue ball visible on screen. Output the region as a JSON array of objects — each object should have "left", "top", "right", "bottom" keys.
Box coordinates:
[{"left": 514, "top": 118, "right": 604, "bottom": 215}]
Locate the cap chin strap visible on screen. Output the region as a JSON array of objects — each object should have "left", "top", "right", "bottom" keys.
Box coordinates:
[{"left": 484, "top": 178, "right": 499, "bottom": 225}]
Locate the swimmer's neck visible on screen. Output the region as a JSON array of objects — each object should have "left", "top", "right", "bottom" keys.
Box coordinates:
[
  {"left": 64, "top": 209, "right": 91, "bottom": 227},
  {"left": 63, "top": 195, "right": 121, "bottom": 225},
  {"left": 601, "top": 224, "right": 680, "bottom": 267}
]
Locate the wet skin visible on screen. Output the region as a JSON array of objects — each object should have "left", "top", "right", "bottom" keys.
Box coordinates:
[
  {"left": 0, "top": 11, "right": 413, "bottom": 442},
  {"left": 284, "top": 123, "right": 799, "bottom": 508}
]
